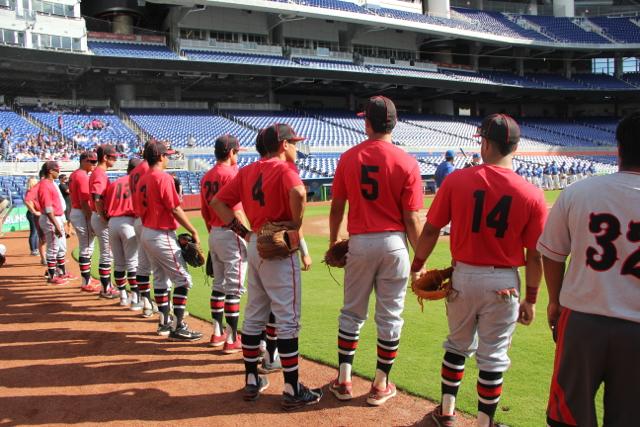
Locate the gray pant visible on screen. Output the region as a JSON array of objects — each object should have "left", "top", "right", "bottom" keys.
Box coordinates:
[
  {"left": 140, "top": 226, "right": 191, "bottom": 290},
  {"left": 90, "top": 212, "right": 111, "bottom": 265},
  {"left": 242, "top": 236, "right": 301, "bottom": 339},
  {"left": 39, "top": 215, "right": 66, "bottom": 263},
  {"left": 108, "top": 216, "right": 138, "bottom": 272},
  {"left": 445, "top": 262, "right": 520, "bottom": 372},
  {"left": 69, "top": 208, "right": 94, "bottom": 259},
  {"left": 339, "top": 232, "right": 409, "bottom": 341},
  {"left": 134, "top": 218, "right": 150, "bottom": 276},
  {"left": 209, "top": 226, "right": 247, "bottom": 296}
]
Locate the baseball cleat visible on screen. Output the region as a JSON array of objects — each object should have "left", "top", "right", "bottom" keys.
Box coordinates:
[
  {"left": 98, "top": 289, "right": 117, "bottom": 299},
  {"left": 47, "top": 276, "right": 66, "bottom": 285},
  {"left": 258, "top": 356, "right": 282, "bottom": 374},
  {"left": 141, "top": 299, "right": 158, "bottom": 318},
  {"left": 81, "top": 283, "right": 101, "bottom": 293},
  {"left": 430, "top": 405, "right": 455, "bottom": 427},
  {"left": 243, "top": 376, "right": 269, "bottom": 401},
  {"left": 329, "top": 379, "right": 353, "bottom": 401},
  {"left": 366, "top": 382, "right": 397, "bottom": 406},
  {"left": 129, "top": 300, "right": 144, "bottom": 311},
  {"left": 169, "top": 323, "right": 203, "bottom": 342},
  {"left": 157, "top": 322, "right": 172, "bottom": 337},
  {"left": 119, "top": 292, "right": 130, "bottom": 307},
  {"left": 60, "top": 273, "right": 78, "bottom": 281},
  {"left": 281, "top": 383, "right": 323, "bottom": 411},
  {"left": 223, "top": 335, "right": 242, "bottom": 354},
  {"left": 209, "top": 332, "right": 227, "bottom": 348}
]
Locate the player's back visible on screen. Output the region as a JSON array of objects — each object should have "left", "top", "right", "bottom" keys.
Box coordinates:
[
  {"left": 200, "top": 163, "right": 239, "bottom": 227},
  {"left": 439, "top": 164, "right": 546, "bottom": 267},
  {"left": 129, "top": 160, "right": 149, "bottom": 218},
  {"left": 105, "top": 175, "right": 134, "bottom": 218},
  {"left": 138, "top": 169, "right": 179, "bottom": 230},
  {"left": 334, "top": 139, "right": 423, "bottom": 234}
]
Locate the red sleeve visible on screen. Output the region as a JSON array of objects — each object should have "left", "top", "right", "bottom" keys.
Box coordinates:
[
  {"left": 331, "top": 159, "right": 346, "bottom": 199},
  {"left": 159, "top": 174, "right": 180, "bottom": 210},
  {"left": 281, "top": 166, "right": 302, "bottom": 191},
  {"left": 40, "top": 183, "right": 55, "bottom": 211},
  {"left": 90, "top": 171, "right": 107, "bottom": 196},
  {"left": 78, "top": 174, "right": 90, "bottom": 202},
  {"left": 523, "top": 192, "right": 548, "bottom": 250},
  {"left": 200, "top": 177, "right": 210, "bottom": 226},
  {"left": 402, "top": 161, "right": 424, "bottom": 211},
  {"left": 215, "top": 173, "right": 242, "bottom": 208},
  {"left": 426, "top": 177, "right": 452, "bottom": 228}
]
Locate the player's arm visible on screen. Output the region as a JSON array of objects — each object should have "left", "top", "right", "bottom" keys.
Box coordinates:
[
  {"left": 542, "top": 255, "right": 565, "bottom": 333},
  {"left": 94, "top": 193, "right": 107, "bottom": 220},
  {"left": 402, "top": 209, "right": 422, "bottom": 252},
  {"left": 200, "top": 187, "right": 211, "bottom": 232},
  {"left": 172, "top": 206, "right": 199, "bottom": 245},
  {"left": 24, "top": 199, "right": 39, "bottom": 215},
  {"left": 287, "top": 184, "right": 306, "bottom": 230},
  {"left": 299, "top": 228, "right": 311, "bottom": 271},
  {"left": 329, "top": 197, "right": 346, "bottom": 245},
  {"left": 518, "top": 248, "right": 543, "bottom": 326},
  {"left": 411, "top": 221, "right": 441, "bottom": 281},
  {"left": 42, "top": 191, "right": 62, "bottom": 237}
]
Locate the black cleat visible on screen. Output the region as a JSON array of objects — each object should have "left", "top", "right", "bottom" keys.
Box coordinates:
[
  {"left": 243, "top": 375, "right": 269, "bottom": 401},
  {"left": 168, "top": 323, "right": 203, "bottom": 342},
  {"left": 281, "top": 383, "right": 323, "bottom": 411}
]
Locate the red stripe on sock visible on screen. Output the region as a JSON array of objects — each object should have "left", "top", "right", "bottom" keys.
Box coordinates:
[
  {"left": 338, "top": 338, "right": 358, "bottom": 350},
  {"left": 442, "top": 366, "right": 464, "bottom": 381}
]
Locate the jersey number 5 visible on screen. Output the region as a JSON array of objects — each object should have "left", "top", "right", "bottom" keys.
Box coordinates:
[
  {"left": 471, "top": 190, "right": 512, "bottom": 238},
  {"left": 361, "top": 165, "right": 379, "bottom": 201},
  {"left": 252, "top": 174, "right": 265, "bottom": 206},
  {"left": 586, "top": 213, "right": 640, "bottom": 279}
]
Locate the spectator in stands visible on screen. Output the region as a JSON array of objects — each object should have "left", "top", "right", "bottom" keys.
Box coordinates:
[
  {"left": 434, "top": 149, "right": 456, "bottom": 189},
  {"left": 57, "top": 114, "right": 64, "bottom": 130},
  {"left": 171, "top": 173, "right": 184, "bottom": 202}
]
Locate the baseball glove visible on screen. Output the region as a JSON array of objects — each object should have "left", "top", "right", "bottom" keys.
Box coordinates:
[
  {"left": 323, "top": 240, "right": 349, "bottom": 268},
  {"left": 205, "top": 250, "right": 214, "bottom": 277},
  {"left": 411, "top": 266, "right": 453, "bottom": 311},
  {"left": 177, "top": 233, "right": 205, "bottom": 268},
  {"left": 257, "top": 222, "right": 300, "bottom": 259}
]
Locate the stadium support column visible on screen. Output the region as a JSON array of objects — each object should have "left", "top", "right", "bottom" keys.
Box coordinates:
[
  {"left": 471, "top": 42, "right": 480, "bottom": 71},
  {"left": 113, "top": 14, "right": 134, "bottom": 35},
  {"left": 553, "top": 0, "right": 574, "bottom": 17},
  {"left": 413, "top": 98, "right": 423, "bottom": 114},
  {"left": 563, "top": 54, "right": 572, "bottom": 79},
  {"left": 614, "top": 55, "right": 623, "bottom": 79},
  {"left": 115, "top": 84, "right": 136, "bottom": 105},
  {"left": 426, "top": 0, "right": 450, "bottom": 19}
]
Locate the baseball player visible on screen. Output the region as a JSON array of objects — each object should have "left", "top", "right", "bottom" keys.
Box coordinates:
[
  {"left": 464, "top": 153, "right": 481, "bottom": 168},
  {"left": 550, "top": 161, "right": 559, "bottom": 190},
  {"left": 89, "top": 144, "right": 118, "bottom": 299},
  {"left": 542, "top": 162, "right": 551, "bottom": 190},
  {"left": 411, "top": 114, "right": 547, "bottom": 427},
  {"left": 211, "top": 123, "right": 322, "bottom": 409},
  {"left": 435, "top": 150, "right": 456, "bottom": 189},
  {"left": 138, "top": 142, "right": 202, "bottom": 341},
  {"left": 567, "top": 162, "right": 576, "bottom": 185},
  {"left": 37, "top": 161, "right": 67, "bottom": 285},
  {"left": 69, "top": 151, "right": 100, "bottom": 292},
  {"left": 201, "top": 135, "right": 248, "bottom": 353},
  {"left": 538, "top": 112, "right": 640, "bottom": 427},
  {"left": 129, "top": 148, "right": 155, "bottom": 317},
  {"left": 328, "top": 96, "right": 424, "bottom": 406},
  {"left": 105, "top": 158, "right": 141, "bottom": 308},
  {"left": 559, "top": 161, "right": 567, "bottom": 189},
  {"left": 587, "top": 162, "right": 596, "bottom": 176}
]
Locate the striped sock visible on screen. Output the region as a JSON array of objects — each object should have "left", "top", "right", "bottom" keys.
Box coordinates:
[
  {"left": 78, "top": 256, "right": 91, "bottom": 285},
  {"left": 56, "top": 258, "right": 66, "bottom": 275},
  {"left": 278, "top": 337, "right": 299, "bottom": 394},
  {"left": 98, "top": 263, "right": 111, "bottom": 292},
  {"left": 172, "top": 287, "right": 188, "bottom": 327},
  {"left": 241, "top": 333, "right": 261, "bottom": 385},
  {"left": 210, "top": 290, "right": 225, "bottom": 335},
  {"left": 265, "top": 312, "right": 278, "bottom": 364},
  {"left": 477, "top": 370, "right": 503, "bottom": 420},
  {"left": 224, "top": 294, "right": 241, "bottom": 341},
  {"left": 114, "top": 271, "right": 127, "bottom": 291},
  {"left": 137, "top": 275, "right": 151, "bottom": 302},
  {"left": 338, "top": 329, "right": 359, "bottom": 383},
  {"left": 441, "top": 351, "right": 465, "bottom": 415},
  {"left": 127, "top": 272, "right": 138, "bottom": 302},
  {"left": 375, "top": 338, "right": 399, "bottom": 388},
  {"left": 47, "top": 258, "right": 57, "bottom": 279},
  {"left": 154, "top": 288, "right": 170, "bottom": 325}
]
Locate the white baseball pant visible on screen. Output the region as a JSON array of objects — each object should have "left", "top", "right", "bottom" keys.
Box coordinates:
[
  {"left": 209, "top": 226, "right": 247, "bottom": 296},
  {"left": 140, "top": 226, "right": 191, "bottom": 291},
  {"left": 90, "top": 213, "right": 112, "bottom": 265},
  {"left": 69, "top": 208, "right": 94, "bottom": 259},
  {"left": 108, "top": 216, "right": 138, "bottom": 272}
]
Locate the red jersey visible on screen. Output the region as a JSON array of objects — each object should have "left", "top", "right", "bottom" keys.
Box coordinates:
[
  {"left": 88, "top": 167, "right": 110, "bottom": 212},
  {"left": 37, "top": 179, "right": 64, "bottom": 216},
  {"left": 138, "top": 169, "right": 180, "bottom": 230},
  {"left": 129, "top": 160, "right": 149, "bottom": 218},
  {"left": 69, "top": 169, "right": 90, "bottom": 209},
  {"left": 332, "top": 139, "right": 424, "bottom": 235},
  {"left": 104, "top": 175, "right": 134, "bottom": 218},
  {"left": 200, "top": 163, "right": 242, "bottom": 228},
  {"left": 215, "top": 158, "right": 302, "bottom": 232},
  {"left": 427, "top": 164, "right": 547, "bottom": 267},
  {"left": 25, "top": 183, "right": 41, "bottom": 211}
]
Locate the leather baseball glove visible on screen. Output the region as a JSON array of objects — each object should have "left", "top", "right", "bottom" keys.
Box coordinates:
[
  {"left": 205, "top": 250, "right": 214, "bottom": 277},
  {"left": 411, "top": 266, "right": 453, "bottom": 311},
  {"left": 257, "top": 222, "right": 300, "bottom": 259},
  {"left": 177, "top": 233, "right": 205, "bottom": 267},
  {"left": 323, "top": 240, "right": 349, "bottom": 268}
]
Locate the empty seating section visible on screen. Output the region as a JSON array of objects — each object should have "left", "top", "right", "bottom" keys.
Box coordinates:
[
  {"left": 590, "top": 17, "right": 640, "bottom": 43},
  {"left": 0, "top": 110, "right": 41, "bottom": 145},
  {"left": 185, "top": 50, "right": 298, "bottom": 67},
  {"left": 88, "top": 41, "right": 179, "bottom": 60},
  {"left": 296, "top": 0, "right": 366, "bottom": 14},
  {"left": 223, "top": 110, "right": 363, "bottom": 147},
  {"left": 528, "top": 73, "right": 589, "bottom": 89},
  {"left": 624, "top": 72, "right": 640, "bottom": 87},
  {"left": 572, "top": 74, "right": 633, "bottom": 89},
  {"left": 125, "top": 109, "right": 257, "bottom": 148},
  {"left": 453, "top": 8, "right": 551, "bottom": 41},
  {"left": 28, "top": 110, "right": 138, "bottom": 149},
  {"left": 519, "top": 119, "right": 615, "bottom": 146},
  {"left": 520, "top": 16, "right": 609, "bottom": 44},
  {"left": 293, "top": 58, "right": 367, "bottom": 72},
  {"left": 0, "top": 175, "right": 28, "bottom": 206}
]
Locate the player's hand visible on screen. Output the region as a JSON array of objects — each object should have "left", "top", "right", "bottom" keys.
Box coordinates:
[
  {"left": 191, "top": 231, "right": 200, "bottom": 246},
  {"left": 410, "top": 268, "right": 426, "bottom": 284},
  {"left": 518, "top": 301, "right": 535, "bottom": 326},
  {"left": 54, "top": 227, "right": 63, "bottom": 238},
  {"left": 547, "top": 302, "right": 562, "bottom": 341},
  {"left": 301, "top": 254, "right": 312, "bottom": 271}
]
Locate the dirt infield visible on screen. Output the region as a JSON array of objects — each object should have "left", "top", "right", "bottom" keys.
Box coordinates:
[{"left": 0, "top": 231, "right": 473, "bottom": 426}]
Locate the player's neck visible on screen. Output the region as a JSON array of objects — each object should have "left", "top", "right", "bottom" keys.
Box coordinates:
[
  {"left": 484, "top": 155, "right": 513, "bottom": 169},
  {"left": 98, "top": 163, "right": 108, "bottom": 171},
  {"left": 217, "top": 159, "right": 232, "bottom": 166},
  {"left": 367, "top": 132, "right": 392, "bottom": 142}
]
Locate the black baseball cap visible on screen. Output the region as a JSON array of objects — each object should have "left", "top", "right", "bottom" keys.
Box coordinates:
[
  {"left": 127, "top": 158, "right": 142, "bottom": 173},
  {"left": 357, "top": 95, "right": 397, "bottom": 133},
  {"left": 474, "top": 114, "right": 520, "bottom": 146},
  {"left": 80, "top": 151, "right": 97, "bottom": 162},
  {"left": 261, "top": 123, "right": 305, "bottom": 153},
  {"left": 143, "top": 141, "right": 175, "bottom": 163},
  {"left": 97, "top": 144, "right": 122, "bottom": 160},
  {"left": 43, "top": 161, "right": 60, "bottom": 173},
  {"left": 215, "top": 134, "right": 240, "bottom": 153}
]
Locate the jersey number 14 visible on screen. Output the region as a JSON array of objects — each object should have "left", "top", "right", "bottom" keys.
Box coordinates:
[{"left": 471, "top": 190, "right": 512, "bottom": 238}]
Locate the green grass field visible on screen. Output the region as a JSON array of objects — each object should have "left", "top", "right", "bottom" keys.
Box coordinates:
[{"left": 79, "top": 190, "right": 603, "bottom": 426}]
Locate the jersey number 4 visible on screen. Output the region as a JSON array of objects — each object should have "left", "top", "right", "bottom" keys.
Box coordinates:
[
  {"left": 252, "top": 174, "right": 265, "bottom": 206},
  {"left": 471, "top": 190, "right": 512, "bottom": 238},
  {"left": 586, "top": 213, "right": 640, "bottom": 279},
  {"left": 203, "top": 181, "right": 220, "bottom": 203}
]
